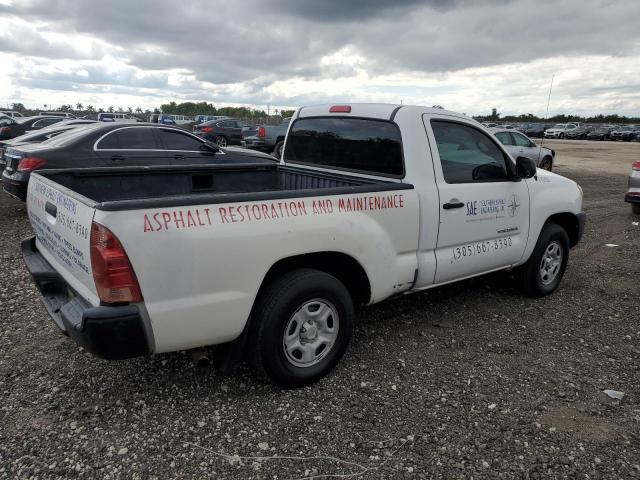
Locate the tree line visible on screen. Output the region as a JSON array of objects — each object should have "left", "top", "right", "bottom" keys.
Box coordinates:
[
  {"left": 476, "top": 107, "right": 640, "bottom": 124},
  {"left": 5, "top": 102, "right": 638, "bottom": 124}
]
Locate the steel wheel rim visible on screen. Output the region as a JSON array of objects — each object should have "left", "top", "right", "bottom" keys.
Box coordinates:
[
  {"left": 216, "top": 137, "right": 227, "bottom": 147},
  {"left": 539, "top": 240, "right": 563, "bottom": 285},
  {"left": 282, "top": 299, "right": 339, "bottom": 368}
]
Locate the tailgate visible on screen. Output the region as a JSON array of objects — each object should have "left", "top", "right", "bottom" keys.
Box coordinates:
[{"left": 27, "top": 173, "right": 99, "bottom": 305}]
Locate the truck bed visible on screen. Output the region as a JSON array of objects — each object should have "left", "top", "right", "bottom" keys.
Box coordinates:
[{"left": 34, "top": 164, "right": 412, "bottom": 211}]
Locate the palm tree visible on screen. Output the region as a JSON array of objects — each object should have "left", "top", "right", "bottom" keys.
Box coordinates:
[{"left": 76, "top": 103, "right": 83, "bottom": 112}]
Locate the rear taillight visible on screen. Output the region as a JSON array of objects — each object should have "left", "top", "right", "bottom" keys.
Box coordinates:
[
  {"left": 17, "top": 157, "right": 47, "bottom": 172},
  {"left": 201, "top": 126, "right": 214, "bottom": 133},
  {"left": 0, "top": 126, "right": 11, "bottom": 133},
  {"left": 90, "top": 222, "right": 142, "bottom": 304},
  {"left": 257, "top": 126, "right": 266, "bottom": 138},
  {"left": 633, "top": 161, "right": 640, "bottom": 171}
]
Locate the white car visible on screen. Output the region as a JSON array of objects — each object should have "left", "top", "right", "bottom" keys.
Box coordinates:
[
  {"left": 98, "top": 112, "right": 139, "bottom": 123},
  {"left": 544, "top": 123, "right": 577, "bottom": 139},
  {"left": 0, "top": 110, "right": 24, "bottom": 118},
  {"left": 492, "top": 128, "right": 555, "bottom": 171},
  {"left": 23, "top": 103, "right": 585, "bottom": 387}
]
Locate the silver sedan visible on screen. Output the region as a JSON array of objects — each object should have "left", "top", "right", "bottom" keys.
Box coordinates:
[
  {"left": 491, "top": 128, "right": 555, "bottom": 171},
  {"left": 625, "top": 161, "right": 640, "bottom": 214}
]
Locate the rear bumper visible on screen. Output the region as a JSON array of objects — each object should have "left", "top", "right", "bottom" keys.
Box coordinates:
[
  {"left": 22, "top": 237, "right": 150, "bottom": 360},
  {"left": 625, "top": 192, "right": 640, "bottom": 204},
  {"left": 2, "top": 171, "right": 28, "bottom": 201}
]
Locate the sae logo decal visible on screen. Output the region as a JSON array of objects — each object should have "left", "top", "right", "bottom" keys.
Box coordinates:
[{"left": 508, "top": 194, "right": 521, "bottom": 217}]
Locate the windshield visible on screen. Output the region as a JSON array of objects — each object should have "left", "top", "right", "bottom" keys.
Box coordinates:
[{"left": 552, "top": 124, "right": 565, "bottom": 128}]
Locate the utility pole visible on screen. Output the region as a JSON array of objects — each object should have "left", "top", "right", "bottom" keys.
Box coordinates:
[{"left": 267, "top": 104, "right": 270, "bottom": 116}]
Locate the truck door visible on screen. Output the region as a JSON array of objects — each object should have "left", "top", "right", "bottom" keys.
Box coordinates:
[{"left": 423, "top": 116, "right": 530, "bottom": 284}]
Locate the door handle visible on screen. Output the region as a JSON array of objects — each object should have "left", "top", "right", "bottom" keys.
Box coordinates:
[
  {"left": 174, "top": 154, "right": 186, "bottom": 160},
  {"left": 45, "top": 201, "right": 57, "bottom": 218},
  {"left": 443, "top": 201, "right": 464, "bottom": 210},
  {"left": 111, "top": 154, "right": 125, "bottom": 161}
]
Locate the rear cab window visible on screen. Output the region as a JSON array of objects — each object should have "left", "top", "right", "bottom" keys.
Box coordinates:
[{"left": 283, "top": 117, "right": 404, "bottom": 177}]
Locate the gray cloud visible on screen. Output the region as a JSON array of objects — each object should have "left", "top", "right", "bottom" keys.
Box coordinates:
[{"left": 1, "top": 0, "right": 640, "bottom": 113}]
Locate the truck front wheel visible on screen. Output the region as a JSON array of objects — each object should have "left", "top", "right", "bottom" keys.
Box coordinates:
[
  {"left": 250, "top": 269, "right": 354, "bottom": 388},
  {"left": 515, "top": 223, "right": 569, "bottom": 298}
]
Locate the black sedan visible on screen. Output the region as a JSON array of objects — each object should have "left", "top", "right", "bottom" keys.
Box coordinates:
[
  {"left": 610, "top": 126, "right": 638, "bottom": 141},
  {"left": 586, "top": 127, "right": 614, "bottom": 141},
  {"left": 0, "top": 115, "right": 67, "bottom": 141},
  {"left": 2, "top": 123, "right": 275, "bottom": 201},
  {"left": 193, "top": 118, "right": 246, "bottom": 147},
  {"left": 0, "top": 122, "right": 99, "bottom": 172},
  {"left": 523, "top": 123, "right": 546, "bottom": 138},
  {"left": 565, "top": 126, "right": 591, "bottom": 140}
]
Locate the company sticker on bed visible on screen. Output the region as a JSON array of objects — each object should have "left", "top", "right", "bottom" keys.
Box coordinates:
[{"left": 142, "top": 193, "right": 406, "bottom": 233}]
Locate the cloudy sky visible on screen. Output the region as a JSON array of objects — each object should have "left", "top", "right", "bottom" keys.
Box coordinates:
[{"left": 0, "top": 0, "right": 639, "bottom": 116}]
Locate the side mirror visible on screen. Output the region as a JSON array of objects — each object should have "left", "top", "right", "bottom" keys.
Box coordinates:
[{"left": 515, "top": 157, "right": 537, "bottom": 179}]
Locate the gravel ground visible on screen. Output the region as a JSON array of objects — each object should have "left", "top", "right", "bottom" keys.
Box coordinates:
[{"left": 1, "top": 141, "right": 639, "bottom": 479}]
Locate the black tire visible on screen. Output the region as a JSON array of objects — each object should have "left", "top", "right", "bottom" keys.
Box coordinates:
[
  {"left": 249, "top": 269, "right": 354, "bottom": 388},
  {"left": 632, "top": 204, "right": 640, "bottom": 215},
  {"left": 515, "top": 223, "right": 570, "bottom": 298},
  {"left": 540, "top": 156, "right": 553, "bottom": 171},
  {"left": 273, "top": 141, "right": 284, "bottom": 159},
  {"left": 214, "top": 136, "right": 227, "bottom": 147},
  {"left": 559, "top": 133, "right": 564, "bottom": 139}
]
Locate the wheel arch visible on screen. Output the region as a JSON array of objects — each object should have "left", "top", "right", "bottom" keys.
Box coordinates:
[
  {"left": 257, "top": 252, "right": 372, "bottom": 308},
  {"left": 545, "top": 212, "right": 580, "bottom": 247}
]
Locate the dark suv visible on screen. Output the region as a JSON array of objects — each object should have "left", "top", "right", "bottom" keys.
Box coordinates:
[{"left": 193, "top": 118, "right": 246, "bottom": 147}]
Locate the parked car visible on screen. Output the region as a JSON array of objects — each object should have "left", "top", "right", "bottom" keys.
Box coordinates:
[
  {"left": 492, "top": 128, "right": 555, "bottom": 170},
  {"left": 523, "top": 123, "right": 546, "bottom": 138},
  {"left": 610, "top": 126, "right": 637, "bottom": 142},
  {"left": 162, "top": 115, "right": 192, "bottom": 125},
  {"left": 0, "top": 115, "right": 18, "bottom": 140},
  {"left": 39, "top": 111, "right": 76, "bottom": 119},
  {"left": 158, "top": 115, "right": 177, "bottom": 125},
  {"left": 242, "top": 118, "right": 292, "bottom": 158},
  {"left": 565, "top": 126, "right": 591, "bottom": 140},
  {"left": 194, "top": 115, "right": 229, "bottom": 125},
  {"left": 0, "top": 116, "right": 66, "bottom": 140},
  {"left": 2, "top": 123, "right": 275, "bottom": 200},
  {"left": 98, "top": 112, "right": 139, "bottom": 123},
  {"left": 586, "top": 127, "right": 614, "bottom": 141},
  {"left": 193, "top": 118, "right": 246, "bottom": 147},
  {"left": 21, "top": 103, "right": 585, "bottom": 387},
  {"left": 0, "top": 110, "right": 24, "bottom": 118},
  {"left": 543, "top": 124, "right": 578, "bottom": 139},
  {"left": 0, "top": 123, "right": 95, "bottom": 172},
  {"left": 626, "top": 161, "right": 640, "bottom": 214}
]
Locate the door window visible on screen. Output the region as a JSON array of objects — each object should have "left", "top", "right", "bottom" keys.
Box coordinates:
[
  {"left": 431, "top": 121, "right": 511, "bottom": 184},
  {"left": 96, "top": 127, "right": 158, "bottom": 150},
  {"left": 158, "top": 129, "right": 204, "bottom": 151},
  {"left": 33, "top": 118, "right": 62, "bottom": 128},
  {"left": 512, "top": 132, "right": 533, "bottom": 147},
  {"left": 494, "top": 132, "right": 514, "bottom": 146}
]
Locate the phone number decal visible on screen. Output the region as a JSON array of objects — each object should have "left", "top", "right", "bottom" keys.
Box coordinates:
[{"left": 452, "top": 236, "right": 513, "bottom": 261}]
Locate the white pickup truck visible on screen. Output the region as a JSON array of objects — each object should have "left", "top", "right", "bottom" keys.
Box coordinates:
[{"left": 23, "top": 104, "right": 586, "bottom": 387}]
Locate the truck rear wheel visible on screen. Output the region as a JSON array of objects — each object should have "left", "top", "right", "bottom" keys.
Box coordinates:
[
  {"left": 250, "top": 269, "right": 354, "bottom": 388},
  {"left": 515, "top": 223, "right": 569, "bottom": 298}
]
